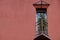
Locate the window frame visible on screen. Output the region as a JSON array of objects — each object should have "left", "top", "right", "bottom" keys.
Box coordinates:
[{"left": 36, "top": 8, "right": 48, "bottom": 36}]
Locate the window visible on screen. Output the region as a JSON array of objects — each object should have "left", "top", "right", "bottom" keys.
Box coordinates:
[{"left": 36, "top": 8, "right": 48, "bottom": 36}]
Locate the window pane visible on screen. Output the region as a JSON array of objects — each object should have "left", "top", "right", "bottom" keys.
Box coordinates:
[
  {"left": 36, "top": 12, "right": 48, "bottom": 36},
  {"left": 36, "top": 13, "right": 40, "bottom": 35}
]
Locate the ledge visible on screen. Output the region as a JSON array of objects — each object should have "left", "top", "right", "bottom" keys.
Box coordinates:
[{"left": 34, "top": 33, "right": 50, "bottom": 40}]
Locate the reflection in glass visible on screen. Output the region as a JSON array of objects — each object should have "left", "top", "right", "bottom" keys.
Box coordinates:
[{"left": 36, "top": 12, "right": 48, "bottom": 36}]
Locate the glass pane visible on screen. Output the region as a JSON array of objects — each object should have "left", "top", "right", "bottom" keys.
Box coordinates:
[
  {"left": 36, "top": 12, "right": 48, "bottom": 36},
  {"left": 36, "top": 13, "right": 41, "bottom": 35}
]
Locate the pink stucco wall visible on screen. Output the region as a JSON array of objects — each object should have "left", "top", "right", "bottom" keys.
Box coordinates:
[
  {"left": 0, "top": 0, "right": 35, "bottom": 40},
  {"left": 0, "top": 0, "right": 60, "bottom": 40},
  {"left": 47, "top": 0, "right": 60, "bottom": 40}
]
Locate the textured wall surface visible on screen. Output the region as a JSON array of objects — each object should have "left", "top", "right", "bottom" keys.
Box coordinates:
[
  {"left": 0, "top": 0, "right": 60, "bottom": 40},
  {"left": 47, "top": 0, "right": 60, "bottom": 40},
  {"left": 0, "top": 0, "right": 35, "bottom": 40}
]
